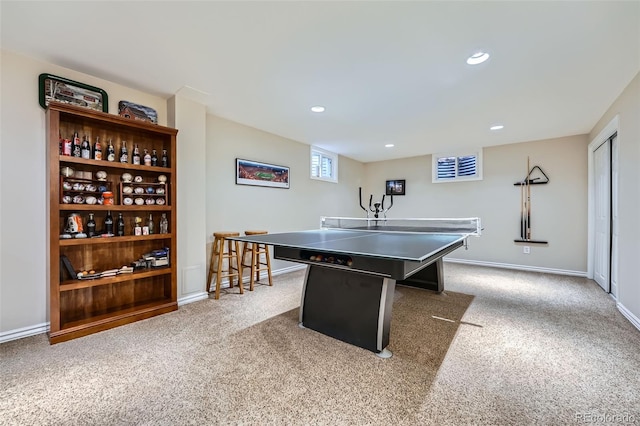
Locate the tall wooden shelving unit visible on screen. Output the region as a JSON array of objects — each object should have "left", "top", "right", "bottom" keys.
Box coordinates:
[{"left": 47, "top": 102, "right": 178, "bottom": 344}]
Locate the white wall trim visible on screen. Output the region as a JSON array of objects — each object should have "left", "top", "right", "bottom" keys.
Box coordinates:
[
  {"left": 189, "top": 264, "right": 307, "bottom": 303},
  {"left": 617, "top": 302, "right": 640, "bottom": 332},
  {"left": 445, "top": 258, "right": 587, "bottom": 277},
  {"left": 587, "top": 115, "right": 619, "bottom": 280},
  {"left": 271, "top": 264, "right": 307, "bottom": 276},
  {"left": 178, "top": 292, "right": 209, "bottom": 306},
  {"left": 0, "top": 322, "right": 49, "bottom": 344}
]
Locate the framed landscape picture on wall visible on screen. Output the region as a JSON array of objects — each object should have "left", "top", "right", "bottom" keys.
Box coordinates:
[{"left": 236, "top": 158, "right": 290, "bottom": 189}]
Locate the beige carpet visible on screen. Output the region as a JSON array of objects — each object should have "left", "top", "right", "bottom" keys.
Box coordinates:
[{"left": 1, "top": 264, "right": 639, "bottom": 425}]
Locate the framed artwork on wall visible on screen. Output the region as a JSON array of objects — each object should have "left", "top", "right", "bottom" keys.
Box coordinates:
[
  {"left": 39, "top": 73, "right": 108, "bottom": 112},
  {"left": 118, "top": 100, "right": 158, "bottom": 124},
  {"left": 386, "top": 179, "right": 406, "bottom": 196},
  {"left": 236, "top": 158, "right": 290, "bottom": 189}
]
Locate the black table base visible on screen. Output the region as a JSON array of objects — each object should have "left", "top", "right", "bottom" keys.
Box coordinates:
[
  {"left": 274, "top": 246, "right": 451, "bottom": 356},
  {"left": 300, "top": 265, "right": 396, "bottom": 354}
]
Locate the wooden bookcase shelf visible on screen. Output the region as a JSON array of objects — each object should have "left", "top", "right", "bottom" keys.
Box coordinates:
[
  {"left": 60, "top": 267, "right": 172, "bottom": 291},
  {"left": 47, "top": 102, "right": 178, "bottom": 344},
  {"left": 60, "top": 205, "right": 172, "bottom": 212},
  {"left": 52, "top": 300, "right": 177, "bottom": 342},
  {"left": 60, "top": 155, "right": 171, "bottom": 173},
  {"left": 60, "top": 234, "right": 171, "bottom": 246}
]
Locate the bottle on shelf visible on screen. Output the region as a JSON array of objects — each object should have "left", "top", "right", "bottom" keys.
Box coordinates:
[
  {"left": 86, "top": 213, "right": 96, "bottom": 237},
  {"left": 134, "top": 217, "right": 142, "bottom": 236},
  {"left": 159, "top": 213, "right": 169, "bottom": 234},
  {"left": 62, "top": 135, "right": 72, "bottom": 156},
  {"left": 147, "top": 213, "right": 155, "bottom": 235},
  {"left": 151, "top": 149, "right": 158, "bottom": 166},
  {"left": 131, "top": 144, "right": 140, "bottom": 165},
  {"left": 81, "top": 135, "right": 92, "bottom": 159},
  {"left": 132, "top": 144, "right": 141, "bottom": 165},
  {"left": 93, "top": 137, "right": 102, "bottom": 160},
  {"left": 143, "top": 149, "right": 151, "bottom": 166},
  {"left": 104, "top": 211, "right": 114, "bottom": 235},
  {"left": 117, "top": 213, "right": 125, "bottom": 236},
  {"left": 119, "top": 141, "right": 129, "bottom": 163},
  {"left": 72, "top": 132, "right": 82, "bottom": 157},
  {"left": 161, "top": 149, "right": 169, "bottom": 167},
  {"left": 106, "top": 139, "right": 116, "bottom": 162}
]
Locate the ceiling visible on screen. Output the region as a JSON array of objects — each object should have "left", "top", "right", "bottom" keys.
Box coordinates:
[{"left": 2, "top": 1, "right": 639, "bottom": 163}]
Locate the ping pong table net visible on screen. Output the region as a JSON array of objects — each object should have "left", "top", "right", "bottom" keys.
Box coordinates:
[{"left": 320, "top": 217, "right": 482, "bottom": 236}]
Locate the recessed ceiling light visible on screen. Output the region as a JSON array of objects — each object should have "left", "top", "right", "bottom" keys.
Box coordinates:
[
  {"left": 310, "top": 106, "right": 325, "bottom": 113},
  {"left": 467, "top": 51, "right": 490, "bottom": 65},
  {"left": 490, "top": 125, "right": 504, "bottom": 130},
  {"left": 385, "top": 144, "right": 395, "bottom": 148}
]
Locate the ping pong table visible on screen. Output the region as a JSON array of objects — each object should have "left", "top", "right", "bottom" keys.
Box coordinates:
[{"left": 231, "top": 217, "right": 481, "bottom": 358}]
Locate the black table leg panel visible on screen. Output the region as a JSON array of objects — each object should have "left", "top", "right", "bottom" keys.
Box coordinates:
[{"left": 301, "top": 265, "right": 396, "bottom": 353}]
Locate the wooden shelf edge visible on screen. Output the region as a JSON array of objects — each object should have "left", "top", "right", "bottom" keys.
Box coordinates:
[
  {"left": 59, "top": 155, "right": 174, "bottom": 173},
  {"left": 60, "top": 204, "right": 171, "bottom": 211},
  {"left": 60, "top": 267, "right": 172, "bottom": 290},
  {"left": 49, "top": 101, "right": 178, "bottom": 135},
  {"left": 60, "top": 233, "right": 172, "bottom": 246},
  {"left": 48, "top": 301, "right": 177, "bottom": 344}
]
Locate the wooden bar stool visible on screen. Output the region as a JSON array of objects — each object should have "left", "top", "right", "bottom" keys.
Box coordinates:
[
  {"left": 207, "top": 232, "right": 243, "bottom": 300},
  {"left": 241, "top": 230, "right": 273, "bottom": 291}
]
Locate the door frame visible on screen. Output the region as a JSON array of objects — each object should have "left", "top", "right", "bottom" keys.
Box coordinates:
[{"left": 587, "top": 115, "right": 619, "bottom": 296}]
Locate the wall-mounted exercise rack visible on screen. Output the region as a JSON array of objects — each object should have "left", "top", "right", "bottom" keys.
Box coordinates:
[{"left": 514, "top": 159, "right": 549, "bottom": 244}]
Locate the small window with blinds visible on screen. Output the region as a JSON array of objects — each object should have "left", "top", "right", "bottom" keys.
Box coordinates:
[
  {"left": 432, "top": 150, "right": 483, "bottom": 183},
  {"left": 310, "top": 147, "right": 338, "bottom": 183}
]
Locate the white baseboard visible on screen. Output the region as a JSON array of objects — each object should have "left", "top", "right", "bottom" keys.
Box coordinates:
[
  {"left": 191, "top": 264, "right": 307, "bottom": 302},
  {"left": 0, "top": 322, "right": 49, "bottom": 344},
  {"left": 271, "top": 264, "right": 307, "bottom": 276},
  {"left": 178, "top": 292, "right": 209, "bottom": 306},
  {"left": 445, "top": 258, "right": 588, "bottom": 277},
  {"left": 617, "top": 302, "right": 640, "bottom": 331}
]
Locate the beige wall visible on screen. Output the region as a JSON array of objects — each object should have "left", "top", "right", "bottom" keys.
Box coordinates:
[
  {"left": 363, "top": 135, "right": 589, "bottom": 273},
  {"left": 589, "top": 72, "right": 640, "bottom": 324},
  {"left": 205, "top": 116, "right": 365, "bottom": 273},
  {"left": 169, "top": 95, "right": 208, "bottom": 299}
]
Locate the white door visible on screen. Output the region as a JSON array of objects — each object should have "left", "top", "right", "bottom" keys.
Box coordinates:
[
  {"left": 593, "top": 141, "right": 610, "bottom": 292},
  {"left": 610, "top": 135, "right": 618, "bottom": 297}
]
